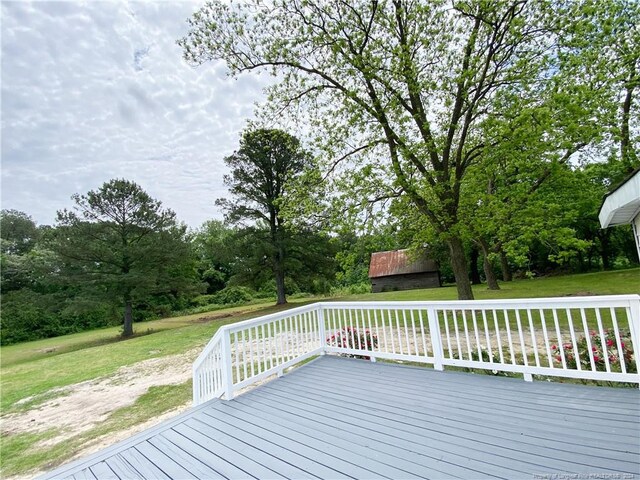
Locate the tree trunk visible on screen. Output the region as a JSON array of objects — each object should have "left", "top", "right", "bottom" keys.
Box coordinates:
[
  {"left": 447, "top": 236, "right": 474, "bottom": 300},
  {"left": 274, "top": 236, "right": 287, "bottom": 305},
  {"left": 270, "top": 215, "right": 287, "bottom": 305},
  {"left": 479, "top": 240, "right": 500, "bottom": 290},
  {"left": 598, "top": 230, "right": 611, "bottom": 270},
  {"left": 274, "top": 266, "right": 287, "bottom": 305},
  {"left": 470, "top": 246, "right": 481, "bottom": 285},
  {"left": 122, "top": 300, "right": 134, "bottom": 337},
  {"left": 499, "top": 249, "right": 512, "bottom": 282},
  {"left": 620, "top": 71, "right": 637, "bottom": 173}
]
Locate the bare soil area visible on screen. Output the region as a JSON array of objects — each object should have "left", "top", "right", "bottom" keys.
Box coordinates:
[{"left": 2, "top": 348, "right": 200, "bottom": 449}]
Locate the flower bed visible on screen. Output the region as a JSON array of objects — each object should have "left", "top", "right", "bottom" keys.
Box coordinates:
[
  {"left": 552, "top": 329, "right": 636, "bottom": 373},
  {"left": 327, "top": 327, "right": 378, "bottom": 360}
]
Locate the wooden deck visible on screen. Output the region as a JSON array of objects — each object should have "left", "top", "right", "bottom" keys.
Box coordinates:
[{"left": 41, "top": 356, "right": 640, "bottom": 479}]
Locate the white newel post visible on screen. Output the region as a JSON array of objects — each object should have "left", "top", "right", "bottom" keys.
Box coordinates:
[
  {"left": 221, "top": 329, "right": 234, "bottom": 400},
  {"left": 318, "top": 305, "right": 327, "bottom": 355},
  {"left": 427, "top": 307, "right": 445, "bottom": 371},
  {"left": 192, "top": 364, "right": 200, "bottom": 406},
  {"left": 628, "top": 298, "right": 640, "bottom": 389}
]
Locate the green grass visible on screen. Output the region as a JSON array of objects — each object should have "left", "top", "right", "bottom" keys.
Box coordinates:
[
  {"left": 0, "top": 269, "right": 638, "bottom": 477},
  {"left": 341, "top": 268, "right": 639, "bottom": 302},
  {"left": 1, "top": 382, "right": 192, "bottom": 477},
  {"left": 0, "top": 300, "right": 318, "bottom": 413},
  {"left": 1, "top": 300, "right": 283, "bottom": 368}
]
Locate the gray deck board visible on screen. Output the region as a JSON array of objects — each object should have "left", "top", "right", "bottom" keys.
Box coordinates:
[
  {"left": 133, "top": 441, "right": 196, "bottom": 479},
  {"left": 117, "top": 447, "right": 171, "bottom": 480},
  {"left": 308, "top": 361, "right": 640, "bottom": 415},
  {"left": 203, "top": 402, "right": 418, "bottom": 479},
  {"left": 275, "top": 363, "right": 640, "bottom": 446},
  {"left": 102, "top": 455, "right": 144, "bottom": 480},
  {"left": 258, "top": 373, "right": 636, "bottom": 474},
  {"left": 147, "top": 433, "right": 227, "bottom": 479},
  {"left": 301, "top": 362, "right": 640, "bottom": 435},
  {"left": 238, "top": 382, "right": 634, "bottom": 471},
  {"left": 251, "top": 382, "right": 581, "bottom": 475},
  {"left": 305, "top": 361, "right": 639, "bottom": 422},
  {"left": 171, "top": 421, "right": 304, "bottom": 479},
  {"left": 39, "top": 355, "right": 640, "bottom": 480},
  {"left": 196, "top": 409, "right": 354, "bottom": 479},
  {"left": 256, "top": 375, "right": 635, "bottom": 452},
  {"left": 87, "top": 461, "right": 118, "bottom": 480},
  {"left": 69, "top": 468, "right": 97, "bottom": 480}
]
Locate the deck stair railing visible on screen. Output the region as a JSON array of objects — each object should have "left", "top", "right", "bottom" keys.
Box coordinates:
[{"left": 193, "top": 295, "right": 640, "bottom": 405}]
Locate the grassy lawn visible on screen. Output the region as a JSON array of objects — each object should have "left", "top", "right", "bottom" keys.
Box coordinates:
[
  {"left": 1, "top": 300, "right": 288, "bottom": 368},
  {"left": 0, "top": 268, "right": 638, "bottom": 477},
  {"left": 342, "top": 268, "right": 640, "bottom": 302},
  {"left": 0, "top": 299, "right": 321, "bottom": 413}
]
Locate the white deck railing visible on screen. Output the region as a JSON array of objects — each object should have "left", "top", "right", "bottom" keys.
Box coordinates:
[{"left": 192, "top": 295, "right": 640, "bottom": 405}]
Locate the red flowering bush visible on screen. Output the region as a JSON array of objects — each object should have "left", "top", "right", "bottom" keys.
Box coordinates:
[
  {"left": 326, "top": 327, "right": 378, "bottom": 359},
  {"left": 552, "top": 329, "right": 636, "bottom": 373}
]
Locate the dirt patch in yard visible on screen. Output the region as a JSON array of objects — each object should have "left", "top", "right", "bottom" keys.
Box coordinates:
[
  {"left": 2, "top": 348, "right": 201, "bottom": 446},
  {"left": 195, "top": 312, "right": 232, "bottom": 323}
]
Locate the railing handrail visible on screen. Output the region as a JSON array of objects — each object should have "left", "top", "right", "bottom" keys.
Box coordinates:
[
  {"left": 192, "top": 328, "right": 225, "bottom": 372},
  {"left": 320, "top": 294, "right": 640, "bottom": 309},
  {"left": 193, "top": 303, "right": 320, "bottom": 371},
  {"left": 225, "top": 303, "right": 320, "bottom": 333},
  {"left": 193, "top": 294, "right": 640, "bottom": 405}
]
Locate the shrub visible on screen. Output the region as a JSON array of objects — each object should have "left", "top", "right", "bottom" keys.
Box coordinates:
[
  {"left": 257, "top": 278, "right": 301, "bottom": 297},
  {"left": 468, "top": 346, "right": 513, "bottom": 375},
  {"left": 552, "top": 329, "right": 636, "bottom": 373},
  {"left": 326, "top": 327, "right": 378, "bottom": 360},
  {"left": 330, "top": 282, "right": 371, "bottom": 296},
  {"left": 191, "top": 294, "right": 218, "bottom": 307},
  {"left": 213, "top": 286, "right": 255, "bottom": 305}
]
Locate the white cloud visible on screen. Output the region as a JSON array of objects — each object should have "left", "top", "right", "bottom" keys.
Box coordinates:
[{"left": 1, "top": 0, "right": 269, "bottom": 228}]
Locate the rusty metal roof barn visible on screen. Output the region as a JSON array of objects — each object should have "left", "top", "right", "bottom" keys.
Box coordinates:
[{"left": 368, "top": 249, "right": 438, "bottom": 278}]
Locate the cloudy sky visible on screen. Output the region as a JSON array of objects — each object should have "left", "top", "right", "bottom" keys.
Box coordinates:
[{"left": 1, "top": 0, "right": 269, "bottom": 228}]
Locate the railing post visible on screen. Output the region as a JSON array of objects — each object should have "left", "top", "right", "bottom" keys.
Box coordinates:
[
  {"left": 628, "top": 298, "right": 640, "bottom": 389},
  {"left": 221, "top": 329, "right": 234, "bottom": 400},
  {"left": 427, "top": 307, "right": 444, "bottom": 371},
  {"left": 192, "top": 364, "right": 200, "bottom": 406},
  {"left": 318, "top": 304, "right": 327, "bottom": 355}
]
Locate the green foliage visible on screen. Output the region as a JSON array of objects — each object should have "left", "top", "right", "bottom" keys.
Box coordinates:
[
  {"left": 192, "top": 220, "right": 234, "bottom": 294},
  {"left": 212, "top": 286, "right": 255, "bottom": 305},
  {"left": 51, "top": 179, "right": 202, "bottom": 337},
  {"left": 553, "top": 329, "right": 636, "bottom": 374},
  {"left": 216, "top": 128, "right": 315, "bottom": 304},
  {"left": 334, "top": 229, "right": 399, "bottom": 287},
  {"left": 330, "top": 282, "right": 371, "bottom": 296},
  {"left": 179, "top": 0, "right": 639, "bottom": 300},
  {"left": 179, "top": 0, "right": 600, "bottom": 300},
  {"left": 0, "top": 209, "right": 39, "bottom": 255},
  {"left": 326, "top": 327, "right": 378, "bottom": 360},
  {"left": 555, "top": 0, "right": 639, "bottom": 173}
]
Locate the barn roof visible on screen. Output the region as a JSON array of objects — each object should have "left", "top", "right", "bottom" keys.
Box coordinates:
[{"left": 368, "top": 249, "right": 438, "bottom": 278}]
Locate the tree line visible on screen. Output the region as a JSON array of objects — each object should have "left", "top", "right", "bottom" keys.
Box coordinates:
[{"left": 1, "top": 127, "right": 636, "bottom": 345}]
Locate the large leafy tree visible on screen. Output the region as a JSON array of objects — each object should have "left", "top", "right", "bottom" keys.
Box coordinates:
[
  {"left": 1, "top": 209, "right": 39, "bottom": 255},
  {"left": 557, "top": 0, "right": 639, "bottom": 175},
  {"left": 216, "top": 128, "right": 313, "bottom": 304},
  {"left": 192, "top": 220, "right": 235, "bottom": 294},
  {"left": 227, "top": 225, "right": 336, "bottom": 296},
  {"left": 52, "top": 179, "right": 198, "bottom": 337},
  {"left": 180, "top": 0, "right": 581, "bottom": 299}
]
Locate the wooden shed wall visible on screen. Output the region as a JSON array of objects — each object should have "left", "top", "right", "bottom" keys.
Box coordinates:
[{"left": 370, "top": 272, "right": 441, "bottom": 293}]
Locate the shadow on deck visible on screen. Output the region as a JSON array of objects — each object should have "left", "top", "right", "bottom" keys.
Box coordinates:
[{"left": 40, "top": 355, "right": 640, "bottom": 479}]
